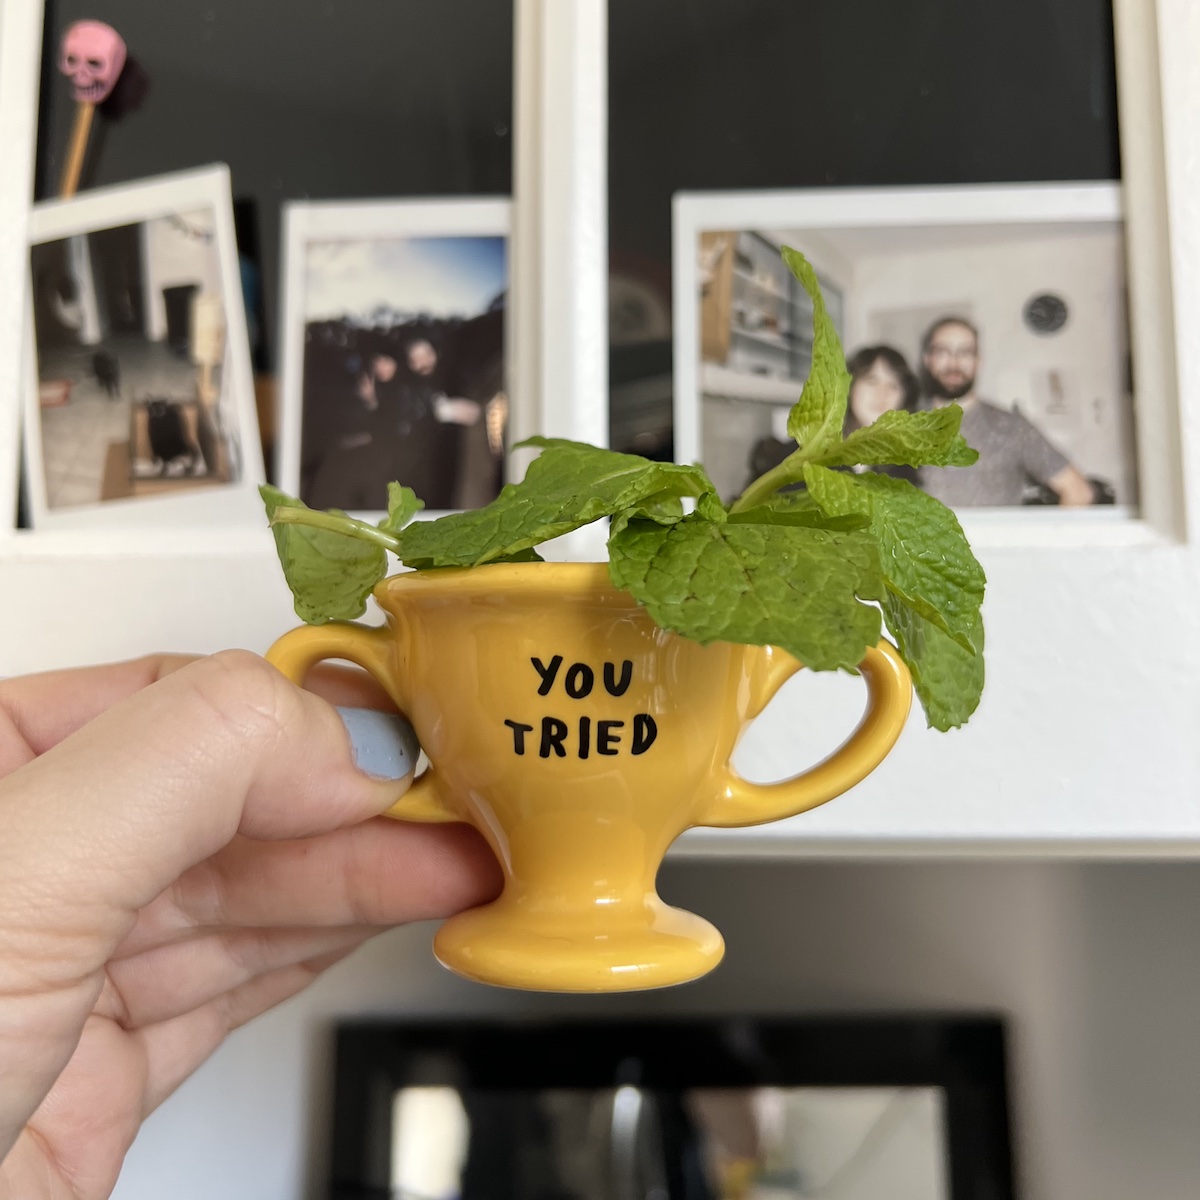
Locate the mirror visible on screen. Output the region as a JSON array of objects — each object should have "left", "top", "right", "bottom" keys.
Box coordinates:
[
  {"left": 389, "top": 1083, "right": 949, "bottom": 1200},
  {"left": 328, "top": 1018, "right": 1013, "bottom": 1200}
]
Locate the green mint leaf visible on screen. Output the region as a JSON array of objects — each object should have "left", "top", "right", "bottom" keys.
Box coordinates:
[
  {"left": 609, "top": 492, "right": 690, "bottom": 542},
  {"left": 734, "top": 490, "right": 871, "bottom": 533},
  {"left": 607, "top": 512, "right": 883, "bottom": 672},
  {"left": 780, "top": 246, "right": 850, "bottom": 456},
  {"left": 802, "top": 466, "right": 985, "bottom": 653},
  {"left": 814, "top": 406, "right": 979, "bottom": 469},
  {"left": 379, "top": 482, "right": 424, "bottom": 533},
  {"left": 491, "top": 546, "right": 546, "bottom": 563},
  {"left": 637, "top": 493, "right": 687, "bottom": 523},
  {"left": 260, "top": 485, "right": 389, "bottom": 624},
  {"left": 395, "top": 438, "right": 714, "bottom": 568},
  {"left": 696, "top": 490, "right": 729, "bottom": 523},
  {"left": 883, "top": 595, "right": 985, "bottom": 731}
]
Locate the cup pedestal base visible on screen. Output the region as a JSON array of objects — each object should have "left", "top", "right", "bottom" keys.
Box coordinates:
[{"left": 433, "top": 894, "right": 725, "bottom": 993}]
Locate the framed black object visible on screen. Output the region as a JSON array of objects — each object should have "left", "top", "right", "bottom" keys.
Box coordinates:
[{"left": 328, "top": 1016, "right": 1015, "bottom": 1200}]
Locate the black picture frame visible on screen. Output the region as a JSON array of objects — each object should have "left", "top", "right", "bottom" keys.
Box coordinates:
[{"left": 327, "top": 1015, "right": 1015, "bottom": 1200}]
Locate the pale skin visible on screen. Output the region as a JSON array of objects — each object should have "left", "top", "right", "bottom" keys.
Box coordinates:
[
  {"left": 356, "top": 353, "right": 399, "bottom": 410},
  {"left": 923, "top": 321, "right": 1094, "bottom": 506},
  {"left": 0, "top": 651, "right": 502, "bottom": 1199},
  {"left": 356, "top": 348, "right": 482, "bottom": 424},
  {"left": 406, "top": 340, "right": 486, "bottom": 427},
  {"left": 849, "top": 358, "right": 906, "bottom": 427}
]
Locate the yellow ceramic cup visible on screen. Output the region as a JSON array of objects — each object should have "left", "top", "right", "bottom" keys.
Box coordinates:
[{"left": 266, "top": 561, "right": 911, "bottom": 993}]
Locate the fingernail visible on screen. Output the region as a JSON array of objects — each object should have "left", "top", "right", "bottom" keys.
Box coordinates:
[{"left": 336, "top": 707, "right": 419, "bottom": 781}]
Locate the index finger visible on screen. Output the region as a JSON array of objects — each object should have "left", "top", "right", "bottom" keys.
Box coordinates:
[
  {"left": 0, "top": 650, "right": 418, "bottom": 945},
  {"left": 0, "top": 655, "right": 194, "bottom": 769},
  {"left": 0, "top": 654, "right": 397, "bottom": 765}
]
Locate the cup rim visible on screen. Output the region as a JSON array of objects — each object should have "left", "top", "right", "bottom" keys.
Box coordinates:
[{"left": 375, "top": 560, "right": 629, "bottom": 603}]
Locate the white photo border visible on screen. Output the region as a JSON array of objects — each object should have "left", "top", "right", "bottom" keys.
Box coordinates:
[
  {"left": 277, "top": 196, "right": 513, "bottom": 525},
  {"left": 673, "top": 182, "right": 1182, "bottom": 549},
  {"left": 0, "top": 0, "right": 44, "bottom": 542},
  {"left": 21, "top": 163, "right": 265, "bottom": 532}
]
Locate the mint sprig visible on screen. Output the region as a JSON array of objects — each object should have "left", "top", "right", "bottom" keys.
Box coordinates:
[
  {"left": 883, "top": 597, "right": 985, "bottom": 732},
  {"left": 380, "top": 482, "right": 424, "bottom": 533},
  {"left": 394, "top": 438, "right": 713, "bottom": 569},
  {"left": 607, "top": 511, "right": 884, "bottom": 673},
  {"left": 801, "top": 466, "right": 984, "bottom": 654},
  {"left": 262, "top": 247, "right": 986, "bottom": 729},
  {"left": 261, "top": 485, "right": 399, "bottom": 623},
  {"left": 781, "top": 247, "right": 850, "bottom": 458},
  {"left": 816, "top": 407, "right": 979, "bottom": 470}
]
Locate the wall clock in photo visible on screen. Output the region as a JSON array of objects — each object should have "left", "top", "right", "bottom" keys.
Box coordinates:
[{"left": 1023, "top": 291, "right": 1070, "bottom": 334}]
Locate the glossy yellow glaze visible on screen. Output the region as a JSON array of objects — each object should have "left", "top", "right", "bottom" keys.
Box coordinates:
[{"left": 266, "top": 562, "right": 911, "bottom": 992}]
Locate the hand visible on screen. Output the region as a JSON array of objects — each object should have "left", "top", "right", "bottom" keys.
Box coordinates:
[
  {"left": 355, "top": 372, "right": 379, "bottom": 410},
  {"left": 432, "top": 395, "right": 483, "bottom": 426},
  {"left": 0, "top": 651, "right": 501, "bottom": 1199},
  {"left": 484, "top": 392, "right": 509, "bottom": 456},
  {"left": 1048, "top": 463, "right": 1095, "bottom": 507}
]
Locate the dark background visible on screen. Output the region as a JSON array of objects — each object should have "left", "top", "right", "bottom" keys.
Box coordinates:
[
  {"left": 36, "top": 0, "right": 514, "bottom": 377},
  {"left": 35, "top": 0, "right": 1121, "bottom": 461},
  {"left": 607, "top": 0, "right": 1122, "bottom": 456},
  {"left": 329, "top": 1017, "right": 1014, "bottom": 1200}
]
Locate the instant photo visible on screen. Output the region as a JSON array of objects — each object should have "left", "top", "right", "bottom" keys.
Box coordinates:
[
  {"left": 22, "top": 166, "right": 263, "bottom": 530},
  {"left": 279, "top": 199, "right": 510, "bottom": 516},
  {"left": 675, "top": 185, "right": 1137, "bottom": 518}
]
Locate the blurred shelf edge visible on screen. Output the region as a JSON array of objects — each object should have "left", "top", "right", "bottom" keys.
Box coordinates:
[
  {"left": 0, "top": 517, "right": 608, "bottom": 675},
  {"left": 671, "top": 829, "right": 1200, "bottom": 859},
  {"left": 0, "top": 520, "right": 610, "bottom": 564},
  {"left": 730, "top": 326, "right": 802, "bottom": 351},
  {"left": 731, "top": 268, "right": 808, "bottom": 307},
  {"left": 701, "top": 362, "right": 801, "bottom": 404},
  {"left": 0, "top": 525, "right": 1190, "bottom": 850},
  {"left": 0, "top": 524, "right": 273, "bottom": 558}
]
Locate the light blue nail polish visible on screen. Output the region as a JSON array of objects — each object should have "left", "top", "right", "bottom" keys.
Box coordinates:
[{"left": 336, "top": 707, "right": 420, "bottom": 781}]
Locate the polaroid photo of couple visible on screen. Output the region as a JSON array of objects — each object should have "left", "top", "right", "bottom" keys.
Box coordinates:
[
  {"left": 276, "top": 198, "right": 511, "bottom": 521},
  {"left": 674, "top": 183, "right": 1148, "bottom": 541}
]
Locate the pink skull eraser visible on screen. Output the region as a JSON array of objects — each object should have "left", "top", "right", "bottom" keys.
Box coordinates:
[{"left": 59, "top": 20, "right": 127, "bottom": 104}]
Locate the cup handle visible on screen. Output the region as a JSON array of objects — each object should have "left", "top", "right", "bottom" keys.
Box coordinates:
[
  {"left": 265, "top": 622, "right": 457, "bottom": 824},
  {"left": 694, "top": 640, "right": 912, "bottom": 829}
]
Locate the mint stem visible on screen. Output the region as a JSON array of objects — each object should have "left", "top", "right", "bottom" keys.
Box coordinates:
[
  {"left": 269, "top": 506, "right": 402, "bottom": 554},
  {"left": 729, "top": 450, "right": 810, "bottom": 514}
]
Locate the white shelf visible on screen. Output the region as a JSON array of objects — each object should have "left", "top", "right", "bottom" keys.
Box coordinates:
[
  {"left": 730, "top": 325, "right": 795, "bottom": 351},
  {"left": 701, "top": 362, "right": 801, "bottom": 404},
  {"left": 732, "top": 267, "right": 801, "bottom": 303},
  {"left": 4, "top": 536, "right": 1200, "bottom": 857},
  {"left": 4, "top": 0, "right": 1200, "bottom": 859}
]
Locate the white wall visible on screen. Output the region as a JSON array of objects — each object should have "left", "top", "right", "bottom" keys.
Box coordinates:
[
  {"left": 763, "top": 227, "right": 854, "bottom": 302},
  {"left": 68, "top": 234, "right": 101, "bottom": 345},
  {"left": 139, "top": 208, "right": 223, "bottom": 343},
  {"left": 110, "top": 860, "right": 1200, "bottom": 1200}
]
